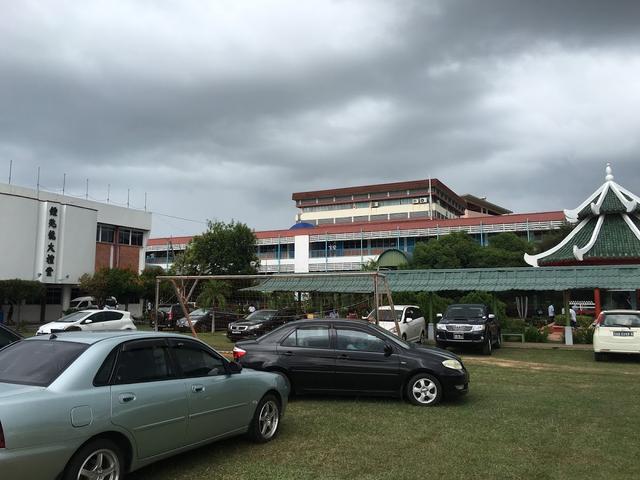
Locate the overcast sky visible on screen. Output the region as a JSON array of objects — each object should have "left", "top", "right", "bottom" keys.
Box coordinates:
[{"left": 2, "top": 0, "right": 640, "bottom": 236}]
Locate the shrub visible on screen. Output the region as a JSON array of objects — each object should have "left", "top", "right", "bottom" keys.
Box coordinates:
[
  {"left": 458, "top": 291, "right": 506, "bottom": 320},
  {"left": 501, "top": 317, "right": 526, "bottom": 333},
  {"left": 524, "top": 326, "right": 549, "bottom": 343},
  {"left": 573, "top": 327, "right": 594, "bottom": 344}
]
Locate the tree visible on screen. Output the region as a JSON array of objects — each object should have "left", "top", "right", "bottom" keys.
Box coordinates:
[
  {"left": 534, "top": 224, "right": 574, "bottom": 254},
  {"left": 180, "top": 220, "right": 259, "bottom": 275},
  {"left": 0, "top": 279, "right": 45, "bottom": 326},
  {"left": 80, "top": 268, "right": 142, "bottom": 310},
  {"left": 139, "top": 266, "right": 174, "bottom": 306}
]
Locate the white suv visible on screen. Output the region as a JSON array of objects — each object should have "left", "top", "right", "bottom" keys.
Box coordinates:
[
  {"left": 593, "top": 310, "right": 640, "bottom": 361},
  {"left": 365, "top": 305, "right": 426, "bottom": 343},
  {"left": 37, "top": 310, "right": 137, "bottom": 335}
]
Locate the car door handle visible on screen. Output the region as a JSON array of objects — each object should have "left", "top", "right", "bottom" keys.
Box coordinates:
[
  {"left": 281, "top": 351, "right": 294, "bottom": 356},
  {"left": 338, "top": 354, "right": 349, "bottom": 359},
  {"left": 118, "top": 393, "right": 136, "bottom": 404},
  {"left": 192, "top": 384, "right": 205, "bottom": 393}
]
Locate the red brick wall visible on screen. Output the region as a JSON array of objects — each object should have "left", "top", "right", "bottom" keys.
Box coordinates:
[
  {"left": 95, "top": 243, "right": 112, "bottom": 270},
  {"left": 117, "top": 245, "right": 141, "bottom": 272}
]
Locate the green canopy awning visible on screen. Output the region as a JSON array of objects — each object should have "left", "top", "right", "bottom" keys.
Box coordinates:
[{"left": 245, "top": 265, "right": 640, "bottom": 293}]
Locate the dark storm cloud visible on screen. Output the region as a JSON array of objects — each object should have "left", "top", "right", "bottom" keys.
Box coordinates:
[{"left": 2, "top": 0, "right": 640, "bottom": 235}]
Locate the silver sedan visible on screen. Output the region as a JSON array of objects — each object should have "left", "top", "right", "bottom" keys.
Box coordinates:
[{"left": 0, "top": 331, "right": 288, "bottom": 480}]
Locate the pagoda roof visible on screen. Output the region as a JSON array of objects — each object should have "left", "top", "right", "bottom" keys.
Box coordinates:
[{"left": 525, "top": 164, "right": 640, "bottom": 267}]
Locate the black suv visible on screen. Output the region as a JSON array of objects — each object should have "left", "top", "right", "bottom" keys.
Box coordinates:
[
  {"left": 435, "top": 304, "right": 501, "bottom": 355},
  {"left": 227, "top": 308, "right": 301, "bottom": 342}
]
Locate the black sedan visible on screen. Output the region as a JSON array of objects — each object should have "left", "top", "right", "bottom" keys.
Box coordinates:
[
  {"left": 0, "top": 323, "right": 22, "bottom": 348},
  {"left": 227, "top": 308, "right": 300, "bottom": 342},
  {"left": 176, "top": 308, "right": 240, "bottom": 332},
  {"left": 234, "top": 319, "right": 468, "bottom": 406}
]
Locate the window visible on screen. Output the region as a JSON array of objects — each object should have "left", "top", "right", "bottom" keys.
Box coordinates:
[
  {"left": 0, "top": 341, "right": 88, "bottom": 386},
  {"left": 170, "top": 340, "right": 226, "bottom": 377},
  {"left": 282, "top": 326, "right": 330, "bottom": 349},
  {"left": 131, "top": 230, "right": 144, "bottom": 246},
  {"left": 94, "top": 347, "right": 119, "bottom": 386},
  {"left": 113, "top": 341, "right": 175, "bottom": 384},
  {"left": 336, "top": 329, "right": 386, "bottom": 353},
  {"left": 97, "top": 224, "right": 115, "bottom": 243},
  {"left": 0, "top": 327, "right": 20, "bottom": 348},
  {"left": 85, "top": 312, "right": 108, "bottom": 323},
  {"left": 103, "top": 311, "right": 124, "bottom": 322},
  {"left": 119, "top": 228, "right": 131, "bottom": 245}
]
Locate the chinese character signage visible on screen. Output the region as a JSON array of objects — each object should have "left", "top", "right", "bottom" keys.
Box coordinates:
[{"left": 44, "top": 204, "right": 59, "bottom": 280}]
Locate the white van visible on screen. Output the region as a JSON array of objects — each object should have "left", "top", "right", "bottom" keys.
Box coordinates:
[
  {"left": 69, "top": 296, "right": 118, "bottom": 311},
  {"left": 593, "top": 310, "right": 640, "bottom": 361},
  {"left": 365, "top": 305, "right": 426, "bottom": 343}
]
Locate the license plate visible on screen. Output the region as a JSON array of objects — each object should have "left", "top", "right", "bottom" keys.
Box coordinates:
[
  {"left": 453, "top": 334, "right": 464, "bottom": 340},
  {"left": 613, "top": 331, "right": 634, "bottom": 337}
]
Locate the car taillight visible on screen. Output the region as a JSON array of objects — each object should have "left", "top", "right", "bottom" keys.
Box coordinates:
[
  {"left": 233, "top": 347, "right": 246, "bottom": 361},
  {"left": 0, "top": 421, "right": 6, "bottom": 448}
]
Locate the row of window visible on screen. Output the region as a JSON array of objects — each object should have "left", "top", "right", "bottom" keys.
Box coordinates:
[
  {"left": 282, "top": 326, "right": 388, "bottom": 353},
  {"left": 301, "top": 197, "right": 434, "bottom": 213},
  {"left": 96, "top": 224, "right": 144, "bottom": 246},
  {"left": 297, "top": 188, "right": 435, "bottom": 206}
]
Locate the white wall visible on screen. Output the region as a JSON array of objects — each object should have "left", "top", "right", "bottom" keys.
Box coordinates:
[
  {"left": 57, "top": 204, "right": 97, "bottom": 283},
  {"left": 294, "top": 235, "right": 310, "bottom": 273},
  {"left": 0, "top": 193, "right": 40, "bottom": 279}
]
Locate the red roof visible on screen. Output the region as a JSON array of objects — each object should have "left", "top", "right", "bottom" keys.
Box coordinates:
[{"left": 148, "top": 211, "right": 565, "bottom": 244}]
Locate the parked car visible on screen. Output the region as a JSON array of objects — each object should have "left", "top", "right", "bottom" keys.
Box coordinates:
[
  {"left": 176, "top": 308, "right": 240, "bottom": 332},
  {"left": 150, "top": 303, "right": 195, "bottom": 330},
  {"left": 435, "top": 303, "right": 501, "bottom": 355},
  {"left": 227, "top": 308, "right": 301, "bottom": 342},
  {"left": 364, "top": 305, "right": 426, "bottom": 343},
  {"left": 36, "top": 310, "right": 137, "bottom": 335},
  {"left": 0, "top": 331, "right": 287, "bottom": 480},
  {"left": 0, "top": 324, "right": 22, "bottom": 349},
  {"left": 234, "top": 318, "right": 468, "bottom": 406},
  {"left": 68, "top": 296, "right": 118, "bottom": 311},
  {"left": 593, "top": 309, "right": 640, "bottom": 361}
]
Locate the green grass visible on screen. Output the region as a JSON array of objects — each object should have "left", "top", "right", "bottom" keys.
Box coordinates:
[{"left": 129, "top": 347, "right": 640, "bottom": 480}]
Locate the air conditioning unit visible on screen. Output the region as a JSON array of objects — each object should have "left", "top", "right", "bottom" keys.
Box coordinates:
[
  {"left": 419, "top": 197, "right": 428, "bottom": 203},
  {"left": 412, "top": 198, "right": 420, "bottom": 204},
  {"left": 372, "top": 201, "right": 379, "bottom": 208}
]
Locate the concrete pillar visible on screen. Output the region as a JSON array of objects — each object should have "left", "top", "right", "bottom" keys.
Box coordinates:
[
  {"left": 427, "top": 322, "right": 435, "bottom": 341},
  {"left": 564, "top": 326, "right": 574, "bottom": 345},
  {"left": 62, "top": 285, "right": 72, "bottom": 311}
]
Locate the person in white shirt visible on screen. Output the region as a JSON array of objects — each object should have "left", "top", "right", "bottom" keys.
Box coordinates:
[
  {"left": 548, "top": 304, "right": 555, "bottom": 324},
  {"left": 570, "top": 305, "right": 578, "bottom": 328}
]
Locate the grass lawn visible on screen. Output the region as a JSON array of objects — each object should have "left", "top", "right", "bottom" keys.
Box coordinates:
[{"left": 128, "top": 345, "right": 640, "bottom": 480}]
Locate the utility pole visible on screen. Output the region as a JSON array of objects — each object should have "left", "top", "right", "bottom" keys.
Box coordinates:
[
  {"left": 8, "top": 160, "right": 12, "bottom": 184},
  {"left": 85, "top": 179, "right": 89, "bottom": 199},
  {"left": 36, "top": 167, "right": 40, "bottom": 197},
  {"left": 62, "top": 173, "right": 66, "bottom": 195}
]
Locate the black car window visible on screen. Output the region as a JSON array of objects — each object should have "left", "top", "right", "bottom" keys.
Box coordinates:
[
  {"left": 93, "top": 347, "right": 119, "bottom": 386},
  {"left": 113, "top": 340, "right": 175, "bottom": 384},
  {"left": 0, "top": 327, "right": 19, "bottom": 348},
  {"left": 281, "top": 326, "right": 330, "bottom": 349},
  {"left": 103, "top": 311, "right": 124, "bottom": 322},
  {"left": 414, "top": 308, "right": 424, "bottom": 319},
  {"left": 405, "top": 308, "right": 414, "bottom": 319},
  {"left": 336, "top": 329, "right": 386, "bottom": 353},
  {"left": 86, "top": 312, "right": 107, "bottom": 323},
  {"left": 170, "top": 340, "right": 225, "bottom": 377},
  {"left": 0, "top": 340, "right": 88, "bottom": 386}
]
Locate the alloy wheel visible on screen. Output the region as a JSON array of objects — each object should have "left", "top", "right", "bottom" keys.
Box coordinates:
[
  {"left": 77, "top": 449, "right": 120, "bottom": 480},
  {"left": 258, "top": 400, "right": 279, "bottom": 440}
]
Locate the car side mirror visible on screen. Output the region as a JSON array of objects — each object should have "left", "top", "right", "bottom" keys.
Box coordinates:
[
  {"left": 404, "top": 317, "right": 412, "bottom": 323},
  {"left": 436, "top": 313, "right": 443, "bottom": 319},
  {"left": 383, "top": 344, "right": 393, "bottom": 356},
  {"left": 227, "top": 361, "right": 242, "bottom": 374},
  {"left": 83, "top": 319, "right": 93, "bottom": 324},
  {"left": 488, "top": 314, "right": 495, "bottom": 319}
]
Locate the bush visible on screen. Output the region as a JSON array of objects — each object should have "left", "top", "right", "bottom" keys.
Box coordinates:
[
  {"left": 459, "top": 291, "right": 506, "bottom": 320},
  {"left": 524, "top": 326, "right": 549, "bottom": 343},
  {"left": 573, "top": 327, "right": 594, "bottom": 344},
  {"left": 501, "top": 317, "right": 526, "bottom": 333}
]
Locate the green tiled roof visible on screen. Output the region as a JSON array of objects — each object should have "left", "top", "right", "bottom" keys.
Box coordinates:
[
  {"left": 245, "top": 265, "right": 640, "bottom": 293},
  {"left": 539, "top": 214, "right": 640, "bottom": 265},
  {"left": 599, "top": 189, "right": 628, "bottom": 214}
]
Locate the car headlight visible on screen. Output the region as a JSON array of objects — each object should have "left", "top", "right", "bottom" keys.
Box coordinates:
[
  {"left": 470, "top": 325, "right": 485, "bottom": 332},
  {"left": 442, "top": 359, "right": 464, "bottom": 370},
  {"left": 436, "top": 323, "right": 446, "bottom": 331},
  {"left": 247, "top": 324, "right": 261, "bottom": 330}
]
